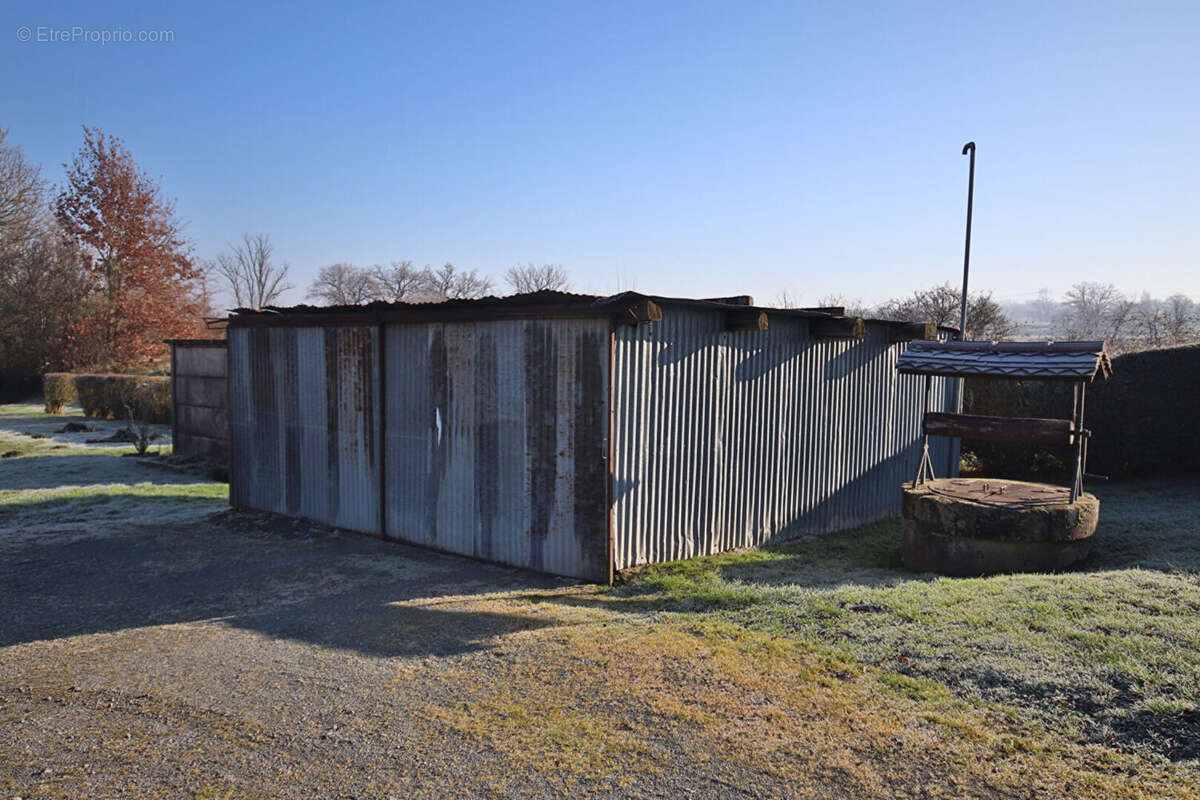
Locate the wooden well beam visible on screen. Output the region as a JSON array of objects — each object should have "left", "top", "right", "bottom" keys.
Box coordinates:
[{"left": 923, "top": 412, "right": 1077, "bottom": 446}]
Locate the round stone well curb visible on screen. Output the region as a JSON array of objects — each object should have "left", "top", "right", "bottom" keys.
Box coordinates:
[{"left": 901, "top": 478, "right": 1099, "bottom": 577}]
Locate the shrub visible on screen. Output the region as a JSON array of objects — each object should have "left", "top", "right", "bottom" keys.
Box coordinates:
[
  {"left": 43, "top": 373, "right": 79, "bottom": 413},
  {"left": 52, "top": 374, "right": 171, "bottom": 424}
]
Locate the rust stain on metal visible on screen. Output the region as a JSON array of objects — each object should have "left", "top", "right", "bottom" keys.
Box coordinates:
[
  {"left": 524, "top": 321, "right": 558, "bottom": 573},
  {"left": 323, "top": 329, "right": 342, "bottom": 521},
  {"left": 474, "top": 327, "right": 499, "bottom": 560},
  {"left": 427, "top": 326, "right": 448, "bottom": 545}
]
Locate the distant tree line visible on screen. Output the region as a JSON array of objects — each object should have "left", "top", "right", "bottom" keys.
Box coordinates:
[
  {"left": 783, "top": 283, "right": 1015, "bottom": 341},
  {"left": 782, "top": 281, "right": 1199, "bottom": 352},
  {"left": 299, "top": 261, "right": 571, "bottom": 307},
  {"left": 1050, "top": 283, "right": 1198, "bottom": 352}
]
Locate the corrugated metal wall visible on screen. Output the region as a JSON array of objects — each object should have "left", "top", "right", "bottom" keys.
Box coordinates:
[
  {"left": 171, "top": 341, "right": 229, "bottom": 460},
  {"left": 229, "top": 326, "right": 382, "bottom": 534},
  {"left": 611, "top": 309, "right": 956, "bottom": 571},
  {"left": 228, "top": 319, "right": 612, "bottom": 582},
  {"left": 382, "top": 319, "right": 611, "bottom": 581}
]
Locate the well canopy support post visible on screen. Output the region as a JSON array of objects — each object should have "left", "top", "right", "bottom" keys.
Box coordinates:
[
  {"left": 1070, "top": 382, "right": 1087, "bottom": 503},
  {"left": 912, "top": 374, "right": 936, "bottom": 486}
]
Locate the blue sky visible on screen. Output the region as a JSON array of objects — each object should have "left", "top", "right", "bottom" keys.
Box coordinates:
[{"left": 4, "top": 0, "right": 1197, "bottom": 308}]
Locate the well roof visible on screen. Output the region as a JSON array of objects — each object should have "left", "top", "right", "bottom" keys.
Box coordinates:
[{"left": 896, "top": 340, "right": 1112, "bottom": 381}]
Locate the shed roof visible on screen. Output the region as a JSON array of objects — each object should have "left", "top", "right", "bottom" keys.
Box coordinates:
[
  {"left": 228, "top": 290, "right": 834, "bottom": 324},
  {"left": 226, "top": 290, "right": 955, "bottom": 337},
  {"left": 896, "top": 340, "right": 1112, "bottom": 381}
]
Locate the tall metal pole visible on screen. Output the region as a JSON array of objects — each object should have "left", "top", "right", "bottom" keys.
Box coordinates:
[
  {"left": 953, "top": 141, "right": 976, "bottom": 442},
  {"left": 959, "top": 141, "right": 976, "bottom": 340}
]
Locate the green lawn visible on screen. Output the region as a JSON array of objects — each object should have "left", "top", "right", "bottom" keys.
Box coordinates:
[{"left": 607, "top": 479, "right": 1200, "bottom": 764}]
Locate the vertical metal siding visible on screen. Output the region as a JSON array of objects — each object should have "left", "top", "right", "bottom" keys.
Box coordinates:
[
  {"left": 381, "top": 318, "right": 611, "bottom": 581},
  {"left": 228, "top": 325, "right": 381, "bottom": 534},
  {"left": 611, "top": 309, "right": 955, "bottom": 571},
  {"left": 171, "top": 342, "right": 229, "bottom": 460}
]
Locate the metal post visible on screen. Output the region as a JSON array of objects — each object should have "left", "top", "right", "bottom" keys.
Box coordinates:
[
  {"left": 955, "top": 142, "right": 976, "bottom": 419},
  {"left": 959, "top": 142, "right": 976, "bottom": 341},
  {"left": 1070, "top": 382, "right": 1087, "bottom": 503}
]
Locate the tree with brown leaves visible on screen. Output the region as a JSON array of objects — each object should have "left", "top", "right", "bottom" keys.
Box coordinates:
[{"left": 54, "top": 127, "right": 203, "bottom": 369}]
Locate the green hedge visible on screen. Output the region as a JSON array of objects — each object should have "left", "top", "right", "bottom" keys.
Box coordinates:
[
  {"left": 43, "top": 373, "right": 79, "bottom": 414},
  {"left": 964, "top": 344, "right": 1200, "bottom": 479},
  {"left": 43, "top": 373, "right": 172, "bottom": 424}
]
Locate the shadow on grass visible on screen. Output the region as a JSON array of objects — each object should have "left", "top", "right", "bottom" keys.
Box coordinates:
[{"left": 523, "top": 478, "right": 1200, "bottom": 621}]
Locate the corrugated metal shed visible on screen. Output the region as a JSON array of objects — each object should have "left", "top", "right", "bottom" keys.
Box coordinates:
[
  {"left": 227, "top": 291, "right": 958, "bottom": 581},
  {"left": 897, "top": 340, "right": 1112, "bottom": 381},
  {"left": 611, "top": 307, "right": 955, "bottom": 570}
]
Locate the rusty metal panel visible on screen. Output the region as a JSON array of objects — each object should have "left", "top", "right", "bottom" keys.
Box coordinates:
[
  {"left": 228, "top": 325, "right": 380, "bottom": 534},
  {"left": 611, "top": 308, "right": 955, "bottom": 571},
  {"left": 171, "top": 340, "right": 230, "bottom": 460},
  {"left": 174, "top": 345, "right": 227, "bottom": 378},
  {"left": 382, "top": 318, "right": 610, "bottom": 581}
]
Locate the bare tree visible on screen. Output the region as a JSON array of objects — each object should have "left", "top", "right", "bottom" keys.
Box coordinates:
[
  {"left": 877, "top": 283, "right": 1013, "bottom": 340},
  {"left": 1057, "top": 282, "right": 1126, "bottom": 341},
  {"left": 420, "top": 262, "right": 493, "bottom": 300},
  {"left": 772, "top": 289, "right": 801, "bottom": 308},
  {"left": 814, "top": 293, "right": 872, "bottom": 317},
  {"left": 369, "top": 260, "right": 425, "bottom": 302},
  {"left": 505, "top": 263, "right": 569, "bottom": 294},
  {"left": 0, "top": 220, "right": 91, "bottom": 375},
  {"left": 0, "top": 128, "right": 43, "bottom": 248},
  {"left": 1130, "top": 294, "right": 1167, "bottom": 348},
  {"left": 1163, "top": 294, "right": 1197, "bottom": 344},
  {"left": 306, "top": 262, "right": 376, "bottom": 305},
  {"left": 214, "top": 234, "right": 291, "bottom": 309}
]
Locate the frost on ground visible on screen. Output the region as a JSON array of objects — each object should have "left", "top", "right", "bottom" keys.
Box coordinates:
[
  {"left": 0, "top": 404, "right": 224, "bottom": 548},
  {"left": 0, "top": 402, "right": 1197, "bottom": 799},
  {"left": 0, "top": 402, "right": 173, "bottom": 452}
]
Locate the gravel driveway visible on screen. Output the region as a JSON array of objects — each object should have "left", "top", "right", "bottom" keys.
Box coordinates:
[{"left": 2, "top": 408, "right": 1195, "bottom": 799}]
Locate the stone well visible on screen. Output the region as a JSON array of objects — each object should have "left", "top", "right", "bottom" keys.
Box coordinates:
[{"left": 901, "top": 478, "right": 1099, "bottom": 576}]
